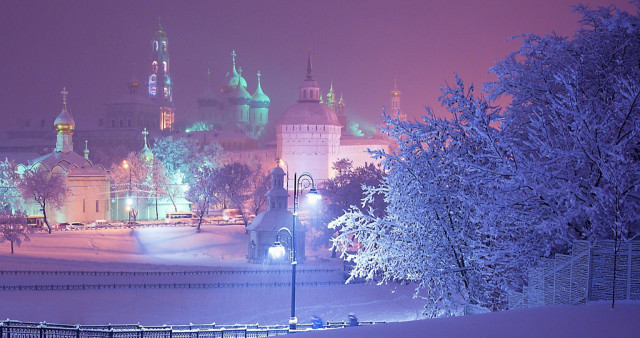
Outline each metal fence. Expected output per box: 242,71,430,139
508,240,640,309
0,280,363,292
0,320,384,337
0,268,340,277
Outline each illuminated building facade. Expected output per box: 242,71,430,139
148,22,174,131
18,88,110,224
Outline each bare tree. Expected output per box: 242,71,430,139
0,211,32,254
186,167,219,232
17,170,68,234
213,163,252,226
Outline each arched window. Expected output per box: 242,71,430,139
150,74,156,82
153,41,158,51
163,61,167,72
152,61,158,73
162,41,167,52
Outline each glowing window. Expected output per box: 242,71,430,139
162,41,167,52
154,41,158,51
152,61,158,73
163,61,167,72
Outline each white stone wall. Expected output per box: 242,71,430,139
278,124,341,181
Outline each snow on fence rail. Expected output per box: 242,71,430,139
509,240,640,309
0,319,385,337
0,268,340,276
0,280,364,292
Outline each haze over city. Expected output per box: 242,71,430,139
1,1,639,336
1,0,635,134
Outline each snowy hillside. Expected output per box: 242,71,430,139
1,225,638,338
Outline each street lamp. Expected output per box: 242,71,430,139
269,227,292,262
123,160,132,224
288,172,320,330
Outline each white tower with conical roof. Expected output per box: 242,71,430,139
277,51,342,181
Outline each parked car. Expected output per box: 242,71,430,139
69,222,85,230
57,222,70,230
89,220,108,228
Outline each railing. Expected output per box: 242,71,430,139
0,268,340,276
0,280,364,292
0,319,385,337
508,240,640,309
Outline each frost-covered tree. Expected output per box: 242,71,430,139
486,4,640,306
331,81,542,315
487,4,640,248
317,162,385,254
0,210,32,254
17,170,68,234
153,135,223,185
331,3,640,314
0,159,20,212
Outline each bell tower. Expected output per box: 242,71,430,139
148,19,174,130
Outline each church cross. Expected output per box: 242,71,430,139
142,127,149,147
61,87,69,104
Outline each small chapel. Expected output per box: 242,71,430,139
246,164,306,263
18,88,110,224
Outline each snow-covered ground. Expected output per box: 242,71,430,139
1,225,639,337
0,225,425,325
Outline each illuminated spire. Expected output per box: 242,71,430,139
84,140,90,160
232,50,238,77
61,87,69,109
306,49,313,80
142,127,149,148
140,127,154,162
326,82,335,105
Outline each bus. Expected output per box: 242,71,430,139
165,211,197,224
26,215,45,229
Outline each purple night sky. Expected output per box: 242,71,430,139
0,0,635,135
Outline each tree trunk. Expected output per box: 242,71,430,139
155,196,159,220
10,240,14,254
41,203,52,234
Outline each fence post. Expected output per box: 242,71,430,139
628,241,632,300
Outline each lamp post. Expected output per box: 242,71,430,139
288,172,320,330
123,160,132,224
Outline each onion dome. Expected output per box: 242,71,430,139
251,71,270,108
228,68,251,106
222,50,247,92
326,82,335,105
54,87,75,133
